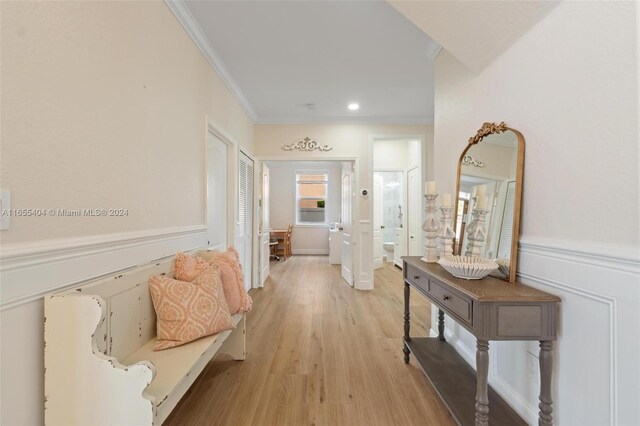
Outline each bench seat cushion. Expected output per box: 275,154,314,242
123,313,244,408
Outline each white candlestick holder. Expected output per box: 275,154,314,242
421,194,441,263
438,206,456,259
464,207,489,257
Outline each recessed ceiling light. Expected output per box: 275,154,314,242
348,103,360,111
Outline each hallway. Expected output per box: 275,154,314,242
165,257,454,425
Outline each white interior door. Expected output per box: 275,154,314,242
393,227,406,268
238,151,254,290
496,180,516,259
341,166,353,285
260,163,270,286
373,174,384,269
407,167,422,256
207,133,228,251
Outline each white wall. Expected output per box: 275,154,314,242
0,2,254,424
373,139,422,171
432,2,639,425
267,161,341,254
373,139,410,170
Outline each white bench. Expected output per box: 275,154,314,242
44,251,246,425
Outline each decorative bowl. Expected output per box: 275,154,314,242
437,255,499,280
496,258,510,277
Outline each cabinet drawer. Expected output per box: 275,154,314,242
404,264,429,294
429,280,473,326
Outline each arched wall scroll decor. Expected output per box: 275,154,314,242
282,137,333,152
462,155,485,167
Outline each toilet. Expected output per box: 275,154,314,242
383,242,395,263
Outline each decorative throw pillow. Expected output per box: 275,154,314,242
174,252,209,282
197,249,220,262
149,266,234,351
200,246,252,315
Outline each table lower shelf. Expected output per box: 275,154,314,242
406,337,527,426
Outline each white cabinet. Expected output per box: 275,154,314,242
394,227,406,269
329,229,342,265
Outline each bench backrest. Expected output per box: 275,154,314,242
57,250,205,360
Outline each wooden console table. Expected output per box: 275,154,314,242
402,257,560,426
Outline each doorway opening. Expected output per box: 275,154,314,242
372,137,424,270
256,159,357,288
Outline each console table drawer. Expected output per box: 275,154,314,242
405,263,430,294
429,280,473,325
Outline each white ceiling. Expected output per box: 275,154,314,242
181,1,439,124
389,0,559,73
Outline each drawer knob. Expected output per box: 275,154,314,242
443,295,450,301
413,275,420,280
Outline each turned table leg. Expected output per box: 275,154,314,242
475,339,490,426
403,282,411,363
538,340,554,425
438,309,446,341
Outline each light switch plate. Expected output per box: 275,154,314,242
0,190,10,230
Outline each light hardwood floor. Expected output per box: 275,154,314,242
165,256,454,426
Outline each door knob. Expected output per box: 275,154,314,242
443,295,450,301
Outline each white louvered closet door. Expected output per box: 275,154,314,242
496,181,516,259
238,151,254,290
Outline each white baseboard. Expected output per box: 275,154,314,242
0,225,207,310
433,237,639,425
291,248,329,255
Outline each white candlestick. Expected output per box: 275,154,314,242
437,206,455,259
425,181,437,195
442,193,452,208
465,207,489,257
476,185,487,198
421,194,440,263
477,195,488,210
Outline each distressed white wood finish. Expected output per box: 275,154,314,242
44,295,155,426
44,250,247,425
125,314,245,425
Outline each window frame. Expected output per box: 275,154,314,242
295,171,329,227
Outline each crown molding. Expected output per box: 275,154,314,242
164,0,258,122
425,40,443,61
255,115,433,126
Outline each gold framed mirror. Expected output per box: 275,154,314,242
453,122,524,283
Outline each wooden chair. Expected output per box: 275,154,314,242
269,237,280,261
285,225,293,259
274,228,287,260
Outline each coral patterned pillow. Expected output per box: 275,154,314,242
149,266,234,351
174,252,209,282
200,247,252,315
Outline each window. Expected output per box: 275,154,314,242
296,172,328,225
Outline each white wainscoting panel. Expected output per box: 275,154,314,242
0,225,207,310
357,220,373,290
429,238,640,425
0,225,209,425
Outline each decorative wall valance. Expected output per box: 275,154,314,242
462,155,485,167
282,137,332,152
